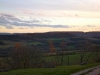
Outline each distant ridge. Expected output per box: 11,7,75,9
0,31,100,37
0,32,75,40
0,33,12,35
23,32,74,38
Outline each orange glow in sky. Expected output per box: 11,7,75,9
0,0,100,33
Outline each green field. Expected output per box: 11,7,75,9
28,42,43,45
46,38,69,41
0,63,100,75
44,52,96,65
0,37,100,75
0,40,27,48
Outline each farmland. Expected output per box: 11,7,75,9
0,32,100,74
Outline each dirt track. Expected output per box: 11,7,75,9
86,67,100,75
71,65,100,75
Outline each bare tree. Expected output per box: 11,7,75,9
29,48,43,68
55,40,69,66
4,44,43,69
11,45,31,69
79,39,92,64
61,40,69,65
92,45,100,62
60,40,69,66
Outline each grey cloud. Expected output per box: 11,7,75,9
0,16,11,25
0,13,69,28
19,28,25,29
6,26,13,29
45,25,69,28
18,8,35,15
0,13,21,22
43,20,51,22
75,14,79,17
0,13,40,25
86,25,95,27
31,24,69,28
31,20,41,23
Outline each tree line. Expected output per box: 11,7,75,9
0,39,100,70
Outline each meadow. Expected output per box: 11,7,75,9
44,52,97,65
0,63,100,75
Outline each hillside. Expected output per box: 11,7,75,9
0,31,100,57
0,32,74,40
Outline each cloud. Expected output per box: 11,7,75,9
0,13,21,26
38,14,45,16
6,26,13,29
61,13,80,18
43,20,51,22
33,24,69,28
75,14,79,17
18,8,35,15
19,28,25,29
0,13,69,28
86,25,95,27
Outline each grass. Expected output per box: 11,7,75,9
44,52,96,65
28,42,43,45
46,38,69,41
0,40,27,48
0,63,100,75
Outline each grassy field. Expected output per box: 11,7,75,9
0,63,100,75
0,40,27,48
28,42,43,45
0,39,100,75
46,38,69,41
44,52,96,65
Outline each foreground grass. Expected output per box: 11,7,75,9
0,63,100,75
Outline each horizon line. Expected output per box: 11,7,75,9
0,31,100,34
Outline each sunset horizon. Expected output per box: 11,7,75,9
0,0,100,33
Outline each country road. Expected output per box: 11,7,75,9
86,67,100,75
71,65,100,75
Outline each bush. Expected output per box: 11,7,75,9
4,46,44,69
0,41,5,45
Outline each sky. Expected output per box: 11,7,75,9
0,0,100,33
